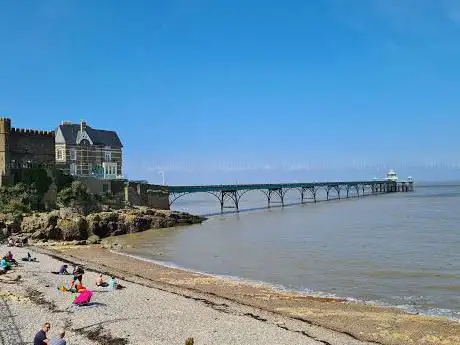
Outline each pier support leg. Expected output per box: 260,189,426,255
217,190,240,213
307,187,317,203
335,186,341,199
266,188,284,208
219,192,224,213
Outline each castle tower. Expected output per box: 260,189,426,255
0,117,11,187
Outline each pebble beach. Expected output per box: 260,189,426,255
1,244,459,345
1,245,375,345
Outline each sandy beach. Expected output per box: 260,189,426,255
1,244,459,345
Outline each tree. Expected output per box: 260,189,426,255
21,168,53,197
0,183,40,215
57,180,97,215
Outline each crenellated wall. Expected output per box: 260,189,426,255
0,117,55,186
9,127,55,168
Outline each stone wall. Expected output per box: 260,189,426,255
9,128,55,168
125,182,169,210
78,177,170,210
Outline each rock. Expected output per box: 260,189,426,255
87,235,100,244
3,207,206,243
59,207,81,219
57,217,88,241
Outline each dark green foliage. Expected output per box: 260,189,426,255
0,183,40,215
57,180,97,215
50,169,74,192
21,168,53,197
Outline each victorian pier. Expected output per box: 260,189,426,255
168,171,414,212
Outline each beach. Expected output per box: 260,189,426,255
1,244,375,345
1,244,458,345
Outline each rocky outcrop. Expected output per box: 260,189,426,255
4,207,206,245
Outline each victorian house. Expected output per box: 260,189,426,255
55,120,123,179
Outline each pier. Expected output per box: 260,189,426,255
168,179,414,212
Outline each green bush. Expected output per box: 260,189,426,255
21,168,52,197
57,180,97,215
0,183,40,216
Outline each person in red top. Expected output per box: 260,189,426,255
5,251,18,266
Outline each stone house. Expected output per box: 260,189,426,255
55,120,123,182
0,117,55,186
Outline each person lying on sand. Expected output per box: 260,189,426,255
95,274,108,287
52,265,70,275
22,252,38,262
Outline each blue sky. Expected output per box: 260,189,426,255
1,0,460,184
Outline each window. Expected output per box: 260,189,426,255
70,148,77,161
70,163,77,175
104,151,111,162
103,162,117,178
102,184,109,193
56,149,64,161
87,162,93,175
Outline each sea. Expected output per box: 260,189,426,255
119,183,460,320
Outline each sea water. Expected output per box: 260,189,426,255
120,184,460,320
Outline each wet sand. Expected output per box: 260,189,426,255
36,244,460,345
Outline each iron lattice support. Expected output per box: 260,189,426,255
169,192,191,206
262,188,285,208
326,185,340,200
299,186,318,203
209,189,255,213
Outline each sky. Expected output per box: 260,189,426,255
1,0,460,184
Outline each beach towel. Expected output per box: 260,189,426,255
73,290,93,305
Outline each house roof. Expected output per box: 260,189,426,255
57,124,123,148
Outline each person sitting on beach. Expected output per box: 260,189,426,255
33,322,50,345
59,265,69,274
49,329,66,345
70,266,84,289
0,258,8,274
108,276,118,290
95,273,108,287
5,251,19,266
1,257,11,272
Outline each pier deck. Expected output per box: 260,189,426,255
168,180,414,212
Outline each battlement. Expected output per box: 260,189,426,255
11,127,54,137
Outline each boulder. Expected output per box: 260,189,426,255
21,212,58,234
57,217,88,241
87,234,100,244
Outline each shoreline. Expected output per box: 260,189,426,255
112,249,460,321
34,244,460,345
3,244,368,345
